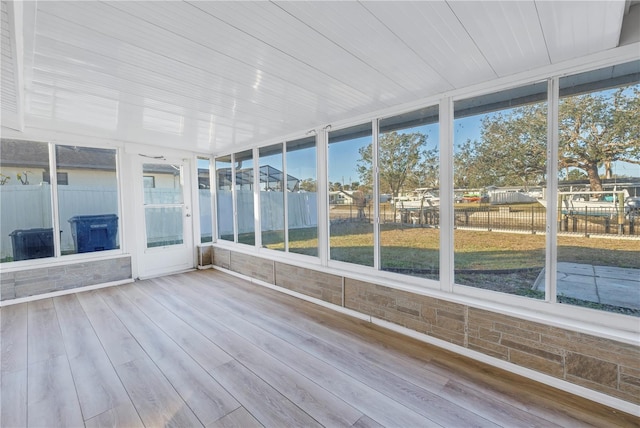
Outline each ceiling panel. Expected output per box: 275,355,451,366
362,1,495,90
448,1,550,76
536,0,626,62
32,15,323,116
275,1,450,99
1,1,630,153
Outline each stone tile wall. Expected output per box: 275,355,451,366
211,249,640,406
229,251,275,284
197,245,213,267
345,278,467,347
468,308,640,404
1,256,132,301
275,262,343,306
212,247,230,270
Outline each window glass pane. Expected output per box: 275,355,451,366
215,155,233,242
260,144,285,251
198,157,212,243
145,207,183,247
142,163,182,205
235,149,255,246
454,82,547,297
328,123,373,266
379,106,440,279
557,60,640,315
287,136,318,257
142,163,184,249
56,145,119,255
0,139,54,262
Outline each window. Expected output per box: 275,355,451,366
328,123,373,266
215,155,233,242
0,139,54,262
0,140,121,262
556,60,640,314
56,145,119,255
210,59,638,320
198,157,212,243
143,176,155,188
453,82,548,297
259,144,285,251
379,106,440,279
235,150,255,246
43,171,69,185
287,136,318,257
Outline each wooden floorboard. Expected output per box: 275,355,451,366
1,269,637,427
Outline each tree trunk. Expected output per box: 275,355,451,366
585,162,603,192
604,160,612,179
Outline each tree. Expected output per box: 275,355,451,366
298,178,317,192
456,86,640,191
357,131,438,198
559,87,640,191
565,169,588,181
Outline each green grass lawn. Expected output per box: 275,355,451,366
278,225,639,269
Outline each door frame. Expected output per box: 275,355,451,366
134,155,195,279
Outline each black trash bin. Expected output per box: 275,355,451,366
68,214,118,253
9,228,54,261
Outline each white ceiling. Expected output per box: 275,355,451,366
0,1,635,154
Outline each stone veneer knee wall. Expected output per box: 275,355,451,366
207,247,640,406
0,256,132,301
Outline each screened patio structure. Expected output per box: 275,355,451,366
1,1,639,426
216,165,300,192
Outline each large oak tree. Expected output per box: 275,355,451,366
455,86,639,191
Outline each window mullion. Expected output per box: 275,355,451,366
439,97,454,293
231,153,238,243
546,77,560,304
49,142,61,258
282,143,289,252
372,119,380,271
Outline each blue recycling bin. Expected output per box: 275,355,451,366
68,214,118,253
9,228,54,261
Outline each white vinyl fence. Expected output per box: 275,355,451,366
1,184,118,259
217,190,318,237
2,186,319,259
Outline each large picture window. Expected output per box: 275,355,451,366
1,140,121,262
555,60,639,315
0,140,54,262
235,150,255,246
56,145,119,255
259,144,285,251
453,82,548,297
215,155,233,242
328,123,374,266
379,106,440,279
287,136,318,257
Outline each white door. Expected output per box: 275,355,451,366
137,157,194,278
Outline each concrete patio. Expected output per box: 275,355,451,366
533,262,640,310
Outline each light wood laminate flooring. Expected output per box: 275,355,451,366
1,269,636,427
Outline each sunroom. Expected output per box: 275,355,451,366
1,1,639,426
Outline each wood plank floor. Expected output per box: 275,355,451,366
1,269,637,427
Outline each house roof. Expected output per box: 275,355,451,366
1,139,116,171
